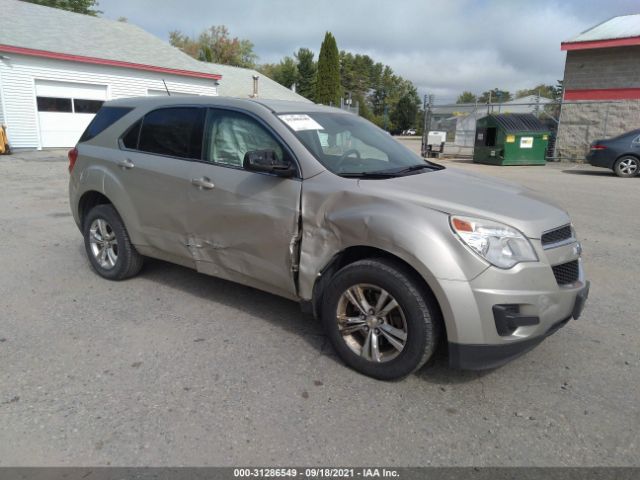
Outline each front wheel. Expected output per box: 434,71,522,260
321,258,441,380
614,156,639,178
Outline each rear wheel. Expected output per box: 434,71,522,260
83,204,143,280
321,258,441,380
614,156,639,178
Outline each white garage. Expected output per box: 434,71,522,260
35,80,107,148
0,0,221,149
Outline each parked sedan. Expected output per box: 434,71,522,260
586,129,640,177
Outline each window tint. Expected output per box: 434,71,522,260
79,106,132,143
205,109,284,167
122,119,141,149
74,99,104,114
37,97,72,112
138,108,205,159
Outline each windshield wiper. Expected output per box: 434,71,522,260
390,164,436,174
339,163,439,179
339,171,398,179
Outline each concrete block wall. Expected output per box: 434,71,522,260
555,100,640,160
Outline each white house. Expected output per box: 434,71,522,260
0,0,308,150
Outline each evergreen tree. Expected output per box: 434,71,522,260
295,48,317,101
391,91,420,132
315,32,341,106
258,57,298,89
22,0,100,15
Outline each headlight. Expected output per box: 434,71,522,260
450,216,538,269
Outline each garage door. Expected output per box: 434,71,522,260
35,80,107,148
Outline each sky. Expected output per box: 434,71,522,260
100,0,639,104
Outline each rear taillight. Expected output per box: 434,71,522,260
590,144,607,150
68,147,78,172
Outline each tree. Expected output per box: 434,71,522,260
170,25,258,68
478,88,512,103
315,32,341,106
515,84,555,99
258,57,298,89
391,92,420,132
295,48,317,101
552,80,564,102
456,91,477,104
21,0,100,15
340,51,375,100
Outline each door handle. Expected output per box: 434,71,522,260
118,158,135,170
191,177,215,190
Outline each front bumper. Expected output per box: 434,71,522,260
449,280,589,370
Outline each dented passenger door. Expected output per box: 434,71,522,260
186,108,302,299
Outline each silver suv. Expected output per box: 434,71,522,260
68,96,589,380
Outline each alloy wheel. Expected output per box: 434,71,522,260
336,284,408,363
618,158,639,176
89,218,119,269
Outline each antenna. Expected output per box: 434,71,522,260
162,79,171,96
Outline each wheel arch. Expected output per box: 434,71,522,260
78,190,112,230
311,245,449,342
615,152,640,162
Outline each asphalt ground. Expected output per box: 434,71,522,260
0,147,638,466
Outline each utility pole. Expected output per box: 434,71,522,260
421,94,434,158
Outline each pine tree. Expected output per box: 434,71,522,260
315,32,341,106
295,48,317,101
22,0,101,15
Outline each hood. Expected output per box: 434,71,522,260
357,167,570,239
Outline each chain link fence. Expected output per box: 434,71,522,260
420,98,640,161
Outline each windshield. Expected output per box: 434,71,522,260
277,112,441,178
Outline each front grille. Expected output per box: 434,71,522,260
542,225,573,247
552,260,579,286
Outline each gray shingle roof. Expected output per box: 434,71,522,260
564,14,640,43
0,0,217,77
207,63,311,102
0,0,311,101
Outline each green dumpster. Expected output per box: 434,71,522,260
473,113,550,165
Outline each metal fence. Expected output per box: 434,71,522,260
420,98,640,161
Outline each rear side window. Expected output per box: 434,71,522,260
138,107,205,159
79,106,132,143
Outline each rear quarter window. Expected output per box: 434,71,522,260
79,106,132,143
137,107,205,160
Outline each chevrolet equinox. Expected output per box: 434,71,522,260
68,97,590,380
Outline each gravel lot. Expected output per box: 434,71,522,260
0,147,638,466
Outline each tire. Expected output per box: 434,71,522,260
613,156,639,178
321,258,441,380
83,204,143,280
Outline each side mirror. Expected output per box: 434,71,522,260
243,149,296,177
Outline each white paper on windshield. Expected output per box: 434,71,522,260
278,114,324,131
